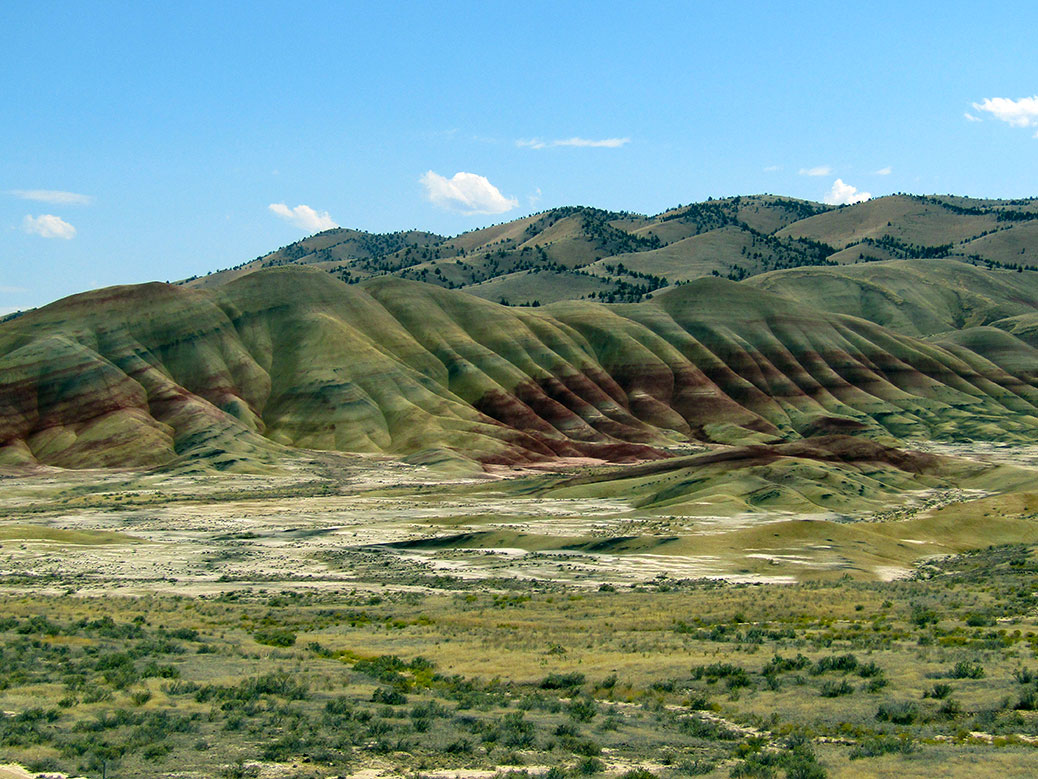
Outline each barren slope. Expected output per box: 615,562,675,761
3,268,1037,473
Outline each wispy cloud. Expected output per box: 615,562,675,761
420,171,518,215
763,165,781,172
972,96,1038,130
824,179,871,206
964,112,982,122
874,166,892,176
0,285,28,294
517,136,630,150
268,203,338,232
9,189,93,205
528,187,543,207
798,165,832,176
22,214,76,239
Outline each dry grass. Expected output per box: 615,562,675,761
3,543,1038,777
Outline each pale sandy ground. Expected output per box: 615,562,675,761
0,445,1035,595
912,440,1038,468
0,766,86,779
0,488,799,593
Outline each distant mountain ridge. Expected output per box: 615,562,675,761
184,193,1038,306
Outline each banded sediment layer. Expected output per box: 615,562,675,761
2,262,1036,472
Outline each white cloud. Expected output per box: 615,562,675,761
972,96,1038,128
517,136,630,150
874,166,892,175
528,187,543,207
763,165,781,172
823,179,871,206
22,214,76,239
9,189,93,205
268,203,338,232
798,166,832,176
0,285,27,294
420,171,518,215
964,112,982,122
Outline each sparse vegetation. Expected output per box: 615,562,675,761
0,542,1037,776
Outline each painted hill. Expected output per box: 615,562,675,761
3,265,1037,473
746,259,1038,337
542,435,1034,517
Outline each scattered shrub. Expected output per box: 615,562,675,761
819,680,854,697
1015,689,1038,711
926,683,952,700
850,734,914,759
575,756,605,775
949,661,985,680
568,696,598,722
813,654,858,675
371,687,407,705
876,701,918,725
252,628,296,647
540,672,586,690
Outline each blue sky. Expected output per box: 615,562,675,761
2,1,1037,312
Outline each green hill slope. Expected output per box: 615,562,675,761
4,268,1037,473
746,259,1038,337
544,435,1031,517
177,193,1038,307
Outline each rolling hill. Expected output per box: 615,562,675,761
3,264,1037,476
746,259,1038,337
182,193,1038,306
